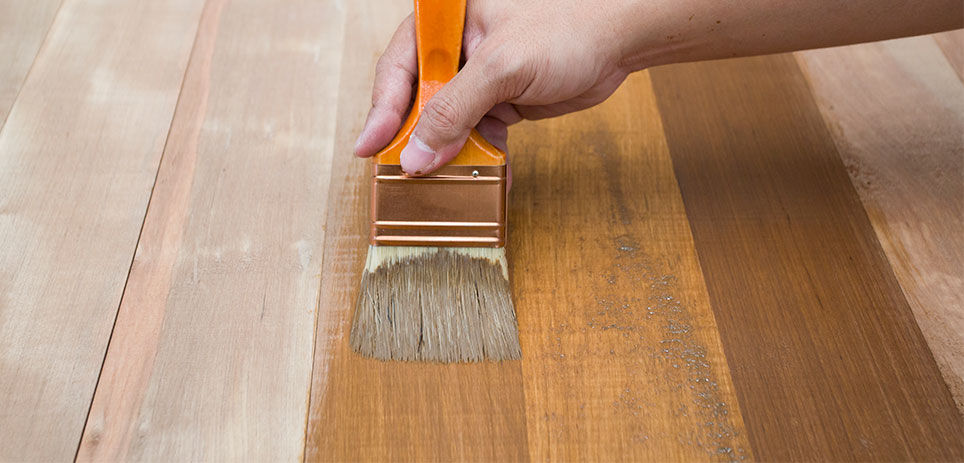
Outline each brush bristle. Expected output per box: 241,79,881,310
350,245,520,362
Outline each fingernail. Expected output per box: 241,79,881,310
400,134,436,175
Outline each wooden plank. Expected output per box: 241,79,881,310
75,0,345,460
0,0,205,460
306,3,530,461
651,54,964,461
0,0,62,127
306,2,751,460
797,36,964,412
510,73,752,461
933,30,964,81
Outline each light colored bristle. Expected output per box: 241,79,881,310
350,245,520,362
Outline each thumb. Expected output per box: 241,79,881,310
400,59,504,175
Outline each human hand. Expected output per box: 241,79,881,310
353,0,631,175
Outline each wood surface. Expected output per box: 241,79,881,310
0,1,205,460
797,36,964,412
76,0,344,460
1,0,962,459
650,54,964,461
0,0,61,127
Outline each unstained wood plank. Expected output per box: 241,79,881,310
76,0,345,460
651,54,964,461
797,35,964,412
0,1,206,460
510,73,752,461
0,0,62,127
306,3,529,462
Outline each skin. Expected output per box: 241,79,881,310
354,0,962,176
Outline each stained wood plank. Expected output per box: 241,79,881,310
651,54,964,461
76,0,344,460
797,36,964,412
933,30,964,81
0,0,206,460
306,3,529,461
0,0,61,127
306,3,751,460
510,73,752,461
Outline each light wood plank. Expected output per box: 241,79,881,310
76,0,345,460
0,0,206,460
306,3,530,461
652,54,964,461
797,35,964,412
0,0,62,127
510,73,752,461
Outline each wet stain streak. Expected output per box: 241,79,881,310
587,235,747,461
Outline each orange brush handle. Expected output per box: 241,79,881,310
374,0,505,167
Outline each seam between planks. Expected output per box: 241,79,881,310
71,2,213,459
300,7,351,461
0,0,65,134
301,24,349,462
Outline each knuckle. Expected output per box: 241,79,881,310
422,94,462,134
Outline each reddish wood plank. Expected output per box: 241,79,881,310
651,54,964,461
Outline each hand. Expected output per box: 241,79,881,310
353,0,961,177
353,0,630,175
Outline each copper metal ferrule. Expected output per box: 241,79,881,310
369,163,507,247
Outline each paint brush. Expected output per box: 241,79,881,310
349,0,520,362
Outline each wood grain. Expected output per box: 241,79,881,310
0,0,61,127
306,3,530,461
651,54,964,461
797,35,964,412
0,1,205,460
76,0,344,460
510,73,752,461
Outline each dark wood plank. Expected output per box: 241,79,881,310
650,54,964,461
